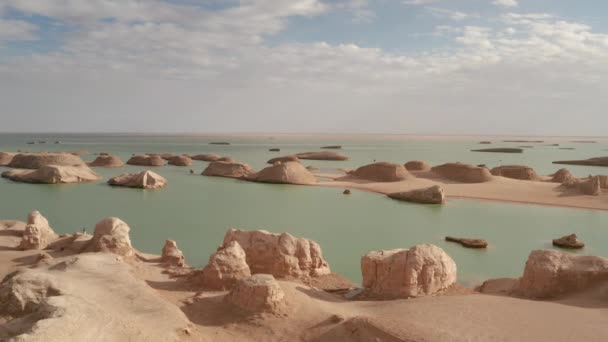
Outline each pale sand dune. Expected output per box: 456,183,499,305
2,220,608,341
315,171,608,210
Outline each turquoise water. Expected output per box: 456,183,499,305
1,133,607,285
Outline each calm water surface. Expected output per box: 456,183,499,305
1,133,607,285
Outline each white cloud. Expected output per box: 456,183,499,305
0,19,37,43
0,1,607,134
426,7,478,21
493,0,519,8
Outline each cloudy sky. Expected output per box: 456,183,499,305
0,0,607,135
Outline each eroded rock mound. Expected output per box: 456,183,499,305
8,153,87,169
87,154,124,168
0,254,190,341
191,154,221,162
84,217,133,256
19,211,58,250
552,233,585,249
267,155,300,164
516,250,608,299
202,161,256,180
0,152,15,166
388,185,444,204
223,229,330,278
168,155,192,166
445,236,488,249
225,274,286,314
201,240,251,290
553,157,608,167
161,240,185,267
2,165,100,184
471,148,523,153
126,155,166,166
255,161,316,185
361,244,457,298
550,168,576,183
295,151,348,161
431,162,493,183
490,165,540,181
404,160,431,171
108,170,167,189
347,162,412,182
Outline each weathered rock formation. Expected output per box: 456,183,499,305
8,153,87,169
404,160,431,171
201,241,251,290
471,148,523,153
516,250,608,298
552,233,585,249
217,157,237,163
126,155,166,166
490,165,540,181
431,162,493,183
347,162,412,182
19,211,58,250
201,161,256,180
222,229,330,278
191,154,221,162
2,165,100,184
550,168,576,183
161,240,185,267
225,274,286,314
87,154,124,168
321,145,342,149
0,254,191,341
255,162,316,185
269,148,280,152
553,157,608,167
388,185,445,204
108,170,167,189
361,244,457,298
84,217,133,256
168,155,192,166
578,176,602,195
267,155,300,164
0,152,15,166
295,151,348,161
445,236,488,249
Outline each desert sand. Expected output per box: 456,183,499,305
1,214,608,342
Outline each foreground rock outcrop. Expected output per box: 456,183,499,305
201,241,251,290
223,229,330,279
388,185,445,204
108,170,167,189
404,160,431,171
84,217,133,256
516,250,608,299
347,162,412,182
552,233,585,249
19,211,58,250
202,161,256,180
563,176,602,195
255,162,316,185
0,254,191,341
431,162,493,183
161,240,185,267
553,157,608,167
87,154,124,168
126,155,166,166
361,244,457,298
2,165,100,184
225,274,287,315
295,151,348,161
490,165,540,181
8,153,87,169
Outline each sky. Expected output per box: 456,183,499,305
0,0,607,135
